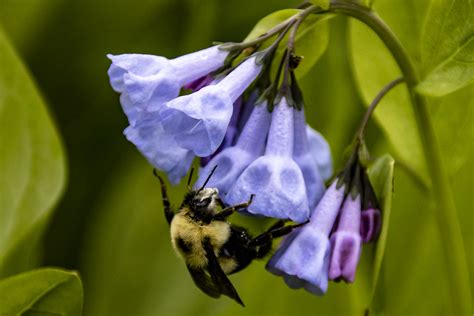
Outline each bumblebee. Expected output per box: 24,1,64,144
154,166,306,306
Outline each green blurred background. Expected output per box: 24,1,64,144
0,0,472,315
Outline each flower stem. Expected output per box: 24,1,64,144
327,1,472,314
220,5,322,51
356,77,404,141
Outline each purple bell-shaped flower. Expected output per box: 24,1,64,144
194,101,271,195
159,56,263,157
266,181,346,295
108,45,229,125
226,97,309,223
328,194,362,283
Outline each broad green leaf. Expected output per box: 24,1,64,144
418,0,474,96
244,9,330,78
0,28,66,278
417,36,474,96
0,268,83,315
349,0,431,184
421,0,474,73
348,155,395,313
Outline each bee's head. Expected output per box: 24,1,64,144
190,188,219,213
183,165,220,221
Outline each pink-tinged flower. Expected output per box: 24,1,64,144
329,194,362,283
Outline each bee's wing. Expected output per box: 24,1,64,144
186,265,221,298
203,239,244,306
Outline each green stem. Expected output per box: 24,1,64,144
327,1,472,315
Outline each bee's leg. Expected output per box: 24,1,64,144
153,169,174,225
212,194,255,221
249,220,309,248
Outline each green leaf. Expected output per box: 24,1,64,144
418,0,474,97
244,9,330,79
348,155,395,313
420,0,474,73
0,268,83,316
0,28,66,278
417,36,474,97
349,0,431,184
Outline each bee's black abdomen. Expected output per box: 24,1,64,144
176,237,192,253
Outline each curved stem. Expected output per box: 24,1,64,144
356,77,404,140
327,1,472,314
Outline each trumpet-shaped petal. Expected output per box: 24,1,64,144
266,181,346,295
160,57,262,156
306,125,333,181
226,98,309,223
195,102,271,195
266,227,331,295
360,208,381,243
124,112,194,184
108,46,229,125
329,195,362,283
294,108,325,210
107,54,168,93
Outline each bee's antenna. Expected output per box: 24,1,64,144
198,165,218,191
187,167,195,190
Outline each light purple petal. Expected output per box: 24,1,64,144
266,226,331,296
123,71,181,113
107,53,169,93
294,108,325,209
225,99,309,222
169,45,229,85
218,56,262,101
306,125,333,181
195,102,271,195
124,112,194,184
160,85,234,156
310,181,346,235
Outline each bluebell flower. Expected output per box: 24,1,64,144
108,45,229,125
226,97,309,223
123,112,194,184
266,181,346,294
328,194,362,283
294,108,325,210
306,125,333,181
194,101,271,195
108,46,228,183
159,56,263,157
200,97,244,167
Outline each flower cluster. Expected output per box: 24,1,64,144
108,42,332,223
266,151,382,294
